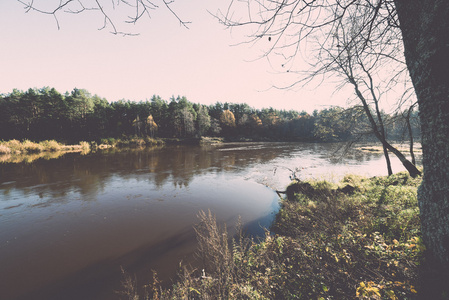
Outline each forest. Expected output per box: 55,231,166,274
0,87,420,144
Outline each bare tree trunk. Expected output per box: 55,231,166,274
382,145,393,176
351,78,420,177
395,0,449,297
370,72,393,176
405,105,417,165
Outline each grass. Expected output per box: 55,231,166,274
39,140,62,152
118,171,423,299
0,140,90,163
0,139,64,154
0,137,165,163
0,144,11,155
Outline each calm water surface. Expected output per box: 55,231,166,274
0,142,420,300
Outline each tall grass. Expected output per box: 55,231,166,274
39,140,62,152
1,139,23,153
79,141,91,154
22,139,44,153
0,139,63,154
0,144,11,155
0,140,89,163
119,172,423,299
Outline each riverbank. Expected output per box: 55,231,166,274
0,136,220,157
123,171,423,299
357,143,422,154
0,138,165,163
0,140,92,163
0,137,237,163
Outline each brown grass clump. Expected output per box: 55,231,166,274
79,141,91,154
39,140,62,152
22,140,44,153
3,139,23,153
0,144,11,155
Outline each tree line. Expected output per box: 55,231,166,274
0,87,419,144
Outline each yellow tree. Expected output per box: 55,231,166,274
220,109,236,137
146,114,158,138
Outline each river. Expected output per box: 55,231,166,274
0,142,420,300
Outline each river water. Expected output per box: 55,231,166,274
0,142,420,300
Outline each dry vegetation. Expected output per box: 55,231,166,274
0,137,166,163
117,172,423,299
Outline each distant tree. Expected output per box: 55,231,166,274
313,108,352,142
38,87,67,139
220,109,236,136
208,102,224,120
196,105,211,137
87,94,111,140
19,88,42,137
111,100,133,137
166,96,196,137
150,95,169,136
229,103,253,125
146,114,158,138
220,110,236,128
181,107,195,137
260,108,281,136
209,118,222,136
241,113,262,137
133,115,143,136
0,89,23,140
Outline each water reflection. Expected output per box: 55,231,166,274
0,142,421,300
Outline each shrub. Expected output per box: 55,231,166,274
79,141,91,153
0,144,11,155
129,138,146,147
39,140,62,152
22,140,43,153
101,138,117,146
4,139,23,153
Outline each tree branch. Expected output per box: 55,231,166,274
17,0,190,34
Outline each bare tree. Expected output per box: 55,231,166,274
219,0,449,296
218,1,418,176
401,101,418,165
323,5,420,176
18,0,190,35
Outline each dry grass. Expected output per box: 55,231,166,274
22,140,44,153
2,139,23,153
39,140,62,152
117,173,423,299
0,144,11,155
0,140,91,163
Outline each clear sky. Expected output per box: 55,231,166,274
1,0,354,113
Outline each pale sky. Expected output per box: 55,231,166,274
1,0,354,112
